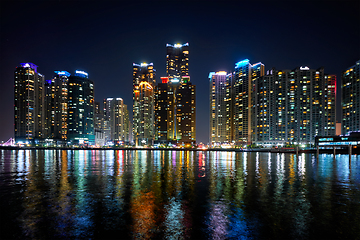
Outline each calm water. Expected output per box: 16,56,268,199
0,150,360,239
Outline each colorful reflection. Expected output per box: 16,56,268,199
0,150,359,239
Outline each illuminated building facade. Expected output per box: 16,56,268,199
155,78,170,143
94,101,104,132
155,76,196,145
133,63,155,146
123,104,130,144
253,67,336,146
342,60,360,134
324,74,337,136
104,97,127,144
209,71,231,146
94,101,106,146
14,63,45,142
154,43,196,145
44,71,69,141
67,70,95,144
231,59,265,145
176,76,196,144
166,43,189,81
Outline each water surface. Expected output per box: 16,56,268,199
1,150,359,239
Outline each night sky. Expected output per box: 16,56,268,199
1,0,359,144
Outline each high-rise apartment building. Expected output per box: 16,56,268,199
14,63,45,143
324,74,337,136
155,76,196,145
176,76,196,144
209,71,231,146
342,60,360,134
253,67,336,146
133,63,156,146
154,43,196,145
166,43,189,81
104,98,127,144
230,59,265,145
211,59,334,147
67,70,95,144
155,77,170,143
94,101,106,146
44,71,69,141
123,104,130,144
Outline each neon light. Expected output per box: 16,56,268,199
252,62,263,67
75,70,89,78
171,78,179,83
20,63,38,72
319,138,333,141
235,59,250,68
209,71,227,79
139,81,153,89
161,77,169,83
182,76,190,83
54,71,71,77
216,71,227,75
300,66,310,70
166,43,189,48
133,63,153,67
319,141,359,146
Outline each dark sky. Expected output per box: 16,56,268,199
1,0,359,144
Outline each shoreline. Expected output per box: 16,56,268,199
0,146,357,154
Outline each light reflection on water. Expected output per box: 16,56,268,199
0,150,360,239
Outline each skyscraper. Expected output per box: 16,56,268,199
44,71,69,142
231,59,265,145
155,77,170,143
176,76,196,144
209,71,231,146
133,63,156,146
14,63,45,143
324,74,337,136
104,97,127,145
166,43,189,81
253,66,336,146
67,70,95,145
94,101,106,146
342,60,360,134
154,43,196,145
123,104,130,144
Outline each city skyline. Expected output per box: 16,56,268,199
1,1,359,143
